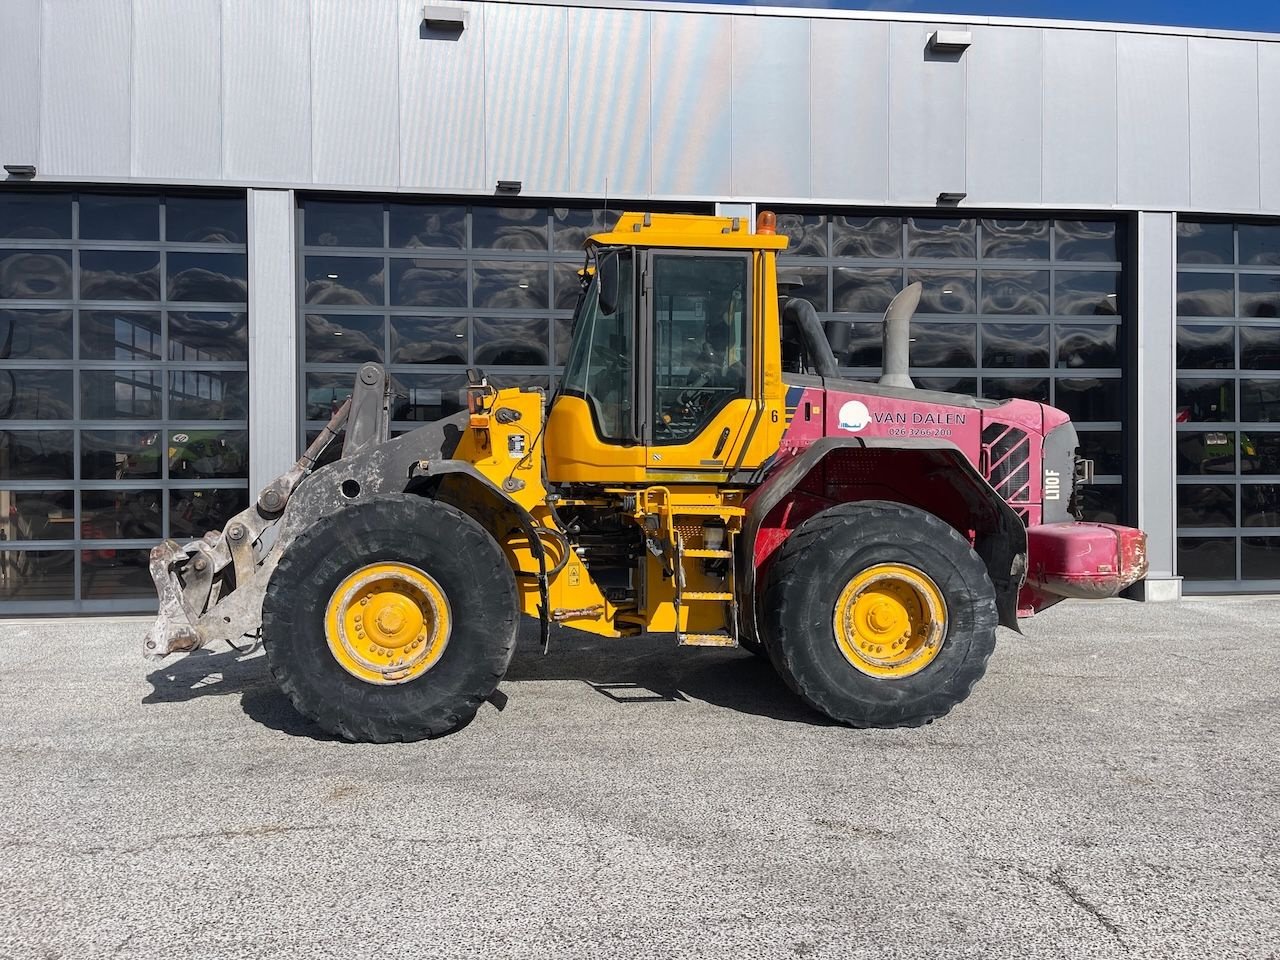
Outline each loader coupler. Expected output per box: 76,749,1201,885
143,540,204,660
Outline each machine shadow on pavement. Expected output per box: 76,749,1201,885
141,618,835,741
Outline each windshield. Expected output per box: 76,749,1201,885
559,251,635,441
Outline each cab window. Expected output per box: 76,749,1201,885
559,253,635,441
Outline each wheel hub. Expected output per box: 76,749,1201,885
833,563,947,679
324,562,451,685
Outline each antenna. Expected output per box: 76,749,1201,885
602,176,610,229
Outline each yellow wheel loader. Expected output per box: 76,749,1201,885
144,211,1148,742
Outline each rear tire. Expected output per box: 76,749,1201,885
260,494,518,742
760,501,997,728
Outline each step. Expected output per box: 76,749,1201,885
668,505,746,517
679,633,739,648
683,548,732,558
683,591,734,601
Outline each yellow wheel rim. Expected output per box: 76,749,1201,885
323,562,451,685
832,563,947,679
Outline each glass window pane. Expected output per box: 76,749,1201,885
831,267,900,314
390,373,468,421
1176,273,1233,317
0,193,72,239
167,252,247,303
167,429,249,479
303,199,383,247
981,323,1050,368
915,376,977,396
1240,274,1280,319
554,262,587,310
1,430,73,480
80,429,161,480
1177,221,1234,264
170,487,250,540
0,309,72,359
1242,486,1280,527
1177,378,1234,422
1177,430,1238,475
1242,537,1280,579
305,313,384,363
1176,324,1234,370
775,214,828,257
0,551,74,600
981,219,1050,260
305,373,353,421
0,490,74,541
389,258,465,307
1055,270,1120,316
81,370,163,420
832,216,901,259
169,371,249,420
552,208,621,252
388,203,466,249
80,311,161,360
1241,433,1280,474
907,269,976,314
909,322,975,368
982,377,1049,403
1054,221,1118,262
0,369,74,419
1178,537,1235,580
1078,431,1124,475
843,324,883,371
305,256,385,307
472,207,548,250
1240,380,1280,423
1055,377,1124,421
1058,323,1120,369
168,311,249,362
472,261,548,309
79,194,159,241
906,218,976,259
81,548,155,599
1177,484,1235,527
778,265,829,311
474,317,549,366
555,317,574,365
81,250,161,301
0,250,73,299
81,489,164,540
981,270,1049,315
1238,224,1280,267
165,195,245,244
1080,483,1125,523
389,316,467,365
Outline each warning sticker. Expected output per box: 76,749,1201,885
507,434,526,459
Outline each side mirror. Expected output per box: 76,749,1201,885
598,252,619,316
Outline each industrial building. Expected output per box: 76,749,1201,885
1,0,1278,612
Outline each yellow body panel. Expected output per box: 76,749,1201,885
591,212,789,251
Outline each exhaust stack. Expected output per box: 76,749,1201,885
880,281,923,389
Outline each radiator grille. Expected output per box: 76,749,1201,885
982,422,1031,504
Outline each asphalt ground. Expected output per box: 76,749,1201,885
1,597,1278,960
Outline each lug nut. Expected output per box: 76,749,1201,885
193,558,208,572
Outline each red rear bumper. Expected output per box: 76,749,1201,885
1019,522,1149,613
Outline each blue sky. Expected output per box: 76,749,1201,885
695,0,1280,33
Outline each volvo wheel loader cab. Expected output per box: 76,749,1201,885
143,211,1149,743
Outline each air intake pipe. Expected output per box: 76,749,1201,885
782,297,839,379
880,281,923,389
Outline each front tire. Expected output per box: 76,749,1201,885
760,501,998,728
260,494,518,742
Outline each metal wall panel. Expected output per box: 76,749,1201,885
1263,44,1280,212
809,20,890,203
310,0,399,186
0,0,41,168
1041,30,1117,207
222,0,312,183
731,17,810,199
650,12,733,197
1189,38,1261,212
40,0,132,177
484,4,569,195
398,0,486,192
132,0,221,181
966,27,1042,205
887,21,966,204
1117,33,1190,209
567,8,651,199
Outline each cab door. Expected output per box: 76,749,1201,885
642,251,765,478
